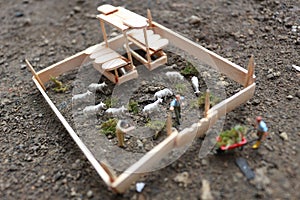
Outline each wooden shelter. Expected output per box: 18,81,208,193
26,4,256,194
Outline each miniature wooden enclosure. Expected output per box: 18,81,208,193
27,4,256,193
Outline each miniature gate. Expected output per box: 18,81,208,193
26,4,255,193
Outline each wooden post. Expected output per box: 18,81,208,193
25,59,46,91
166,112,172,136
143,28,152,64
147,9,153,27
244,55,255,87
204,89,210,118
100,161,117,182
122,31,134,67
100,19,108,47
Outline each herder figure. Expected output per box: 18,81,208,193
169,94,184,125
252,116,268,149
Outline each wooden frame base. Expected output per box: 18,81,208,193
27,5,256,194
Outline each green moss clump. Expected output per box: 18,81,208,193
50,76,68,93
180,61,198,76
217,125,247,148
128,100,139,114
100,118,117,136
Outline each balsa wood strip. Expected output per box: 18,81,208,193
208,83,256,117
112,131,178,193
37,52,87,84
25,59,46,91
152,23,252,85
31,77,112,186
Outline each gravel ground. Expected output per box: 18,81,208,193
1,0,299,199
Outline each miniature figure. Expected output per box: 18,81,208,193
116,120,134,148
191,76,200,95
252,116,268,149
169,94,184,125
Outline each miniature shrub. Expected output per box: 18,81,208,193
217,125,247,148
197,92,220,107
128,100,139,114
180,61,198,76
100,118,117,136
104,97,118,108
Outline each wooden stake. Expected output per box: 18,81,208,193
100,161,117,182
25,59,46,91
123,31,134,67
166,112,172,136
143,28,152,64
204,89,210,118
147,9,153,27
100,19,109,47
244,55,255,87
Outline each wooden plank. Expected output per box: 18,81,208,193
98,14,128,31
123,18,148,29
112,131,178,193
115,7,147,22
208,83,256,117
152,23,253,85
31,77,112,186
84,44,105,55
150,38,169,51
94,52,120,64
117,70,138,85
97,4,118,15
90,48,115,59
102,58,128,71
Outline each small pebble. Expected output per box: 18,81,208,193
279,132,288,141
87,190,93,198
15,12,24,17
286,95,293,100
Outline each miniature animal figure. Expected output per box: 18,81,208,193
154,88,173,99
105,105,127,115
165,71,184,80
191,76,200,94
88,82,107,92
83,102,107,115
72,90,93,101
143,98,163,113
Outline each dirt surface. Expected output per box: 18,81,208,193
1,0,300,199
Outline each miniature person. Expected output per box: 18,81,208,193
116,120,134,148
169,94,184,125
252,116,268,149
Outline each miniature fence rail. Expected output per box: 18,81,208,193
27,8,256,194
